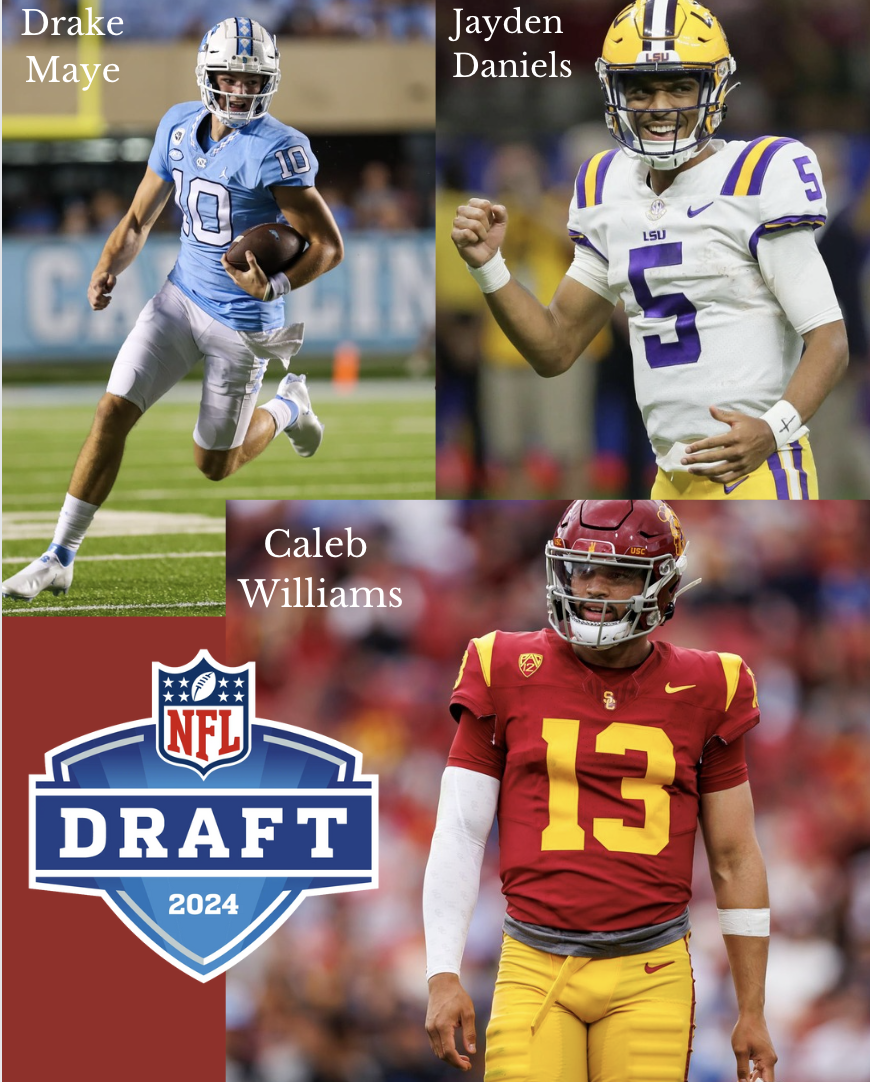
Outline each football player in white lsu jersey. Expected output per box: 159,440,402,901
451,0,848,500
3,17,343,602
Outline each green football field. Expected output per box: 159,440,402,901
2,380,434,617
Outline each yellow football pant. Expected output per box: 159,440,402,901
652,433,818,499
484,934,695,1082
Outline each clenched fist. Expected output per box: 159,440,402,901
451,198,508,268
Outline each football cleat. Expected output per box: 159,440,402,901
2,551,74,601
275,373,324,457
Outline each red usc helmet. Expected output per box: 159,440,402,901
546,500,698,649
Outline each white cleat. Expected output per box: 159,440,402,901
275,373,324,458
2,551,74,600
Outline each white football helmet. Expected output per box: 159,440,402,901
196,17,281,129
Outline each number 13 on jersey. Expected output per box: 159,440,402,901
542,719,676,855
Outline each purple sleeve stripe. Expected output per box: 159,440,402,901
720,136,794,197
575,158,592,209
748,214,826,258
721,137,767,196
568,230,608,262
594,150,619,206
745,137,795,196
575,150,618,209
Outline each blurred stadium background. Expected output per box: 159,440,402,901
225,499,870,1082
2,0,434,612
435,0,870,499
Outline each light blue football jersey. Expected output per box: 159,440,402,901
148,102,318,332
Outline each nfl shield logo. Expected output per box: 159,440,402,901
156,650,252,777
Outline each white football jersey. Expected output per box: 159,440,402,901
566,137,830,462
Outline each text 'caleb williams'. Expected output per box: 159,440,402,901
236,527,403,609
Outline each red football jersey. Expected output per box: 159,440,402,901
448,628,760,932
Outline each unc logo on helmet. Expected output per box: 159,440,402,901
30,651,378,981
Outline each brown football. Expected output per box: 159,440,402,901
225,222,307,275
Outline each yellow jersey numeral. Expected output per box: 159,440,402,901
542,720,675,855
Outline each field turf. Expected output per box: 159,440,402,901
2,380,434,617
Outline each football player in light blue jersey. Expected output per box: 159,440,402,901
3,17,344,602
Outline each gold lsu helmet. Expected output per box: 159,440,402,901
596,0,737,170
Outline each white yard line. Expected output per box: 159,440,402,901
2,510,225,538
3,381,433,407
7,480,433,505
1,552,224,564
3,600,225,614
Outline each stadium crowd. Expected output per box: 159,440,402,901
224,499,870,1082
3,154,433,237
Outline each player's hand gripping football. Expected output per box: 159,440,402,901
221,249,270,300
731,1012,777,1082
452,197,508,269
681,405,778,486
88,270,117,311
425,972,477,1071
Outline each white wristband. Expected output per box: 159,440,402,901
467,250,511,294
718,908,770,936
263,272,291,302
761,399,802,449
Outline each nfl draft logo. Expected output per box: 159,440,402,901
29,651,378,982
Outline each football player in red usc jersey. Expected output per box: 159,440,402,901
424,500,777,1082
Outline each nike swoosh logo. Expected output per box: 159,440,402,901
687,202,714,217
644,961,675,974
665,683,696,694
724,478,748,494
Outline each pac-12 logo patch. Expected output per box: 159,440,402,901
518,653,543,678
30,650,378,982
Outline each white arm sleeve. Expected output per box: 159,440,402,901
564,243,620,306
757,226,843,336
423,765,500,980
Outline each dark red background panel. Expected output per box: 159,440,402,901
3,618,226,1081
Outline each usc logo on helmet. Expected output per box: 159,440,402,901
656,502,686,558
